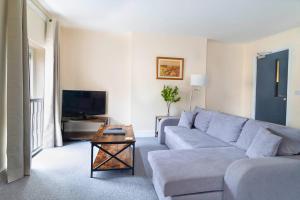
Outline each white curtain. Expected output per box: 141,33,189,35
5,0,31,183
43,20,63,148
0,0,7,174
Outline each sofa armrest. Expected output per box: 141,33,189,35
224,157,300,200
158,117,180,144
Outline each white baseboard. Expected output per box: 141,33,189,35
64,121,156,138
134,130,155,137
0,169,6,182
0,169,5,175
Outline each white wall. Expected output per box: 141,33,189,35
60,28,207,135
206,40,246,116
131,33,207,132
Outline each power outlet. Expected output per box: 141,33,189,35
295,90,300,96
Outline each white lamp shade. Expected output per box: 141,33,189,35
190,74,206,86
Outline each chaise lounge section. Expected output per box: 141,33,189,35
148,108,300,200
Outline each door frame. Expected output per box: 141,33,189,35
251,48,292,125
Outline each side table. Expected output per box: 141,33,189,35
155,115,177,137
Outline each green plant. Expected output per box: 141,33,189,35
161,85,181,116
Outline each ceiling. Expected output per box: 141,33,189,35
38,0,300,42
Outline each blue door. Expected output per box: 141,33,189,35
255,50,288,125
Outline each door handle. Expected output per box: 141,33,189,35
283,98,287,101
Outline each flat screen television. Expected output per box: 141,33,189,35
62,90,106,119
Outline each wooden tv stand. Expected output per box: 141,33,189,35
62,116,110,141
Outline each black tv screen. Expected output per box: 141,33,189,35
62,90,106,117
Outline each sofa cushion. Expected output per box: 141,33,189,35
206,112,248,143
246,128,282,158
236,119,300,155
236,119,269,150
193,106,204,114
164,126,230,150
153,175,223,200
268,124,300,156
148,147,246,197
178,111,196,129
194,109,214,132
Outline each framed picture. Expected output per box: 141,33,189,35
156,57,184,80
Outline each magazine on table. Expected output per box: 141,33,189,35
103,127,126,135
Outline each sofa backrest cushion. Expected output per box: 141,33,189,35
178,111,195,129
237,119,300,156
206,112,248,143
246,128,282,158
268,124,300,156
236,119,269,150
194,109,214,132
193,106,204,114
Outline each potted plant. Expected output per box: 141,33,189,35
161,85,181,116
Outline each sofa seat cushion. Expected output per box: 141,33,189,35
207,112,248,143
148,147,246,197
164,126,230,150
153,175,223,200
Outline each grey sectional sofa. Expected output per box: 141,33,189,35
148,108,300,200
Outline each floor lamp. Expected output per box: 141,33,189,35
189,74,206,111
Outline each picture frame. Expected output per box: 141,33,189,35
156,57,184,80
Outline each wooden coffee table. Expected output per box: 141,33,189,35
90,125,136,178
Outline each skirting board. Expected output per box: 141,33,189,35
0,169,5,175
64,121,155,137
0,169,7,183
134,130,155,137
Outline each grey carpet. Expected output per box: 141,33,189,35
0,137,167,200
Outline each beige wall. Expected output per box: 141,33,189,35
60,28,207,135
243,27,300,128
206,27,300,129
206,40,246,116
60,28,132,126
60,26,300,133
131,33,207,131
